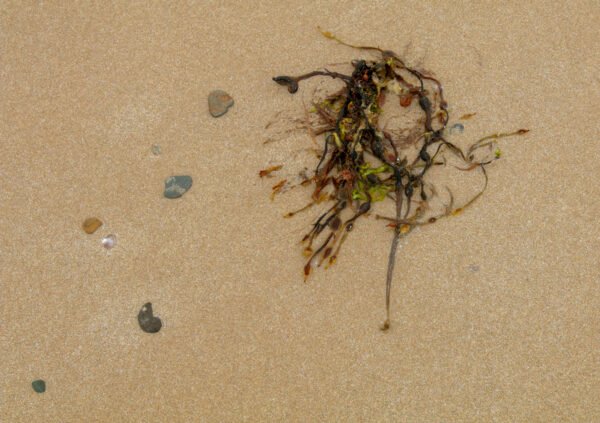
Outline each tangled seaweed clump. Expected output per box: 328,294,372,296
264,30,528,330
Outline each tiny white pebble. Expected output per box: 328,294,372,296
101,234,117,249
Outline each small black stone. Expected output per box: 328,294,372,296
32,379,46,393
138,302,162,333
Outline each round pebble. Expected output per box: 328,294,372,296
82,217,103,234
138,302,162,333
32,379,46,393
164,175,193,199
101,234,117,249
208,90,234,117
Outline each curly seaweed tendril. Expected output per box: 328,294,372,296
268,30,528,330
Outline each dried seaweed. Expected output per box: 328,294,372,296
266,30,529,330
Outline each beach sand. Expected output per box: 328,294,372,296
1,1,598,421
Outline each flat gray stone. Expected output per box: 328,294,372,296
164,175,193,199
208,90,234,117
450,123,464,134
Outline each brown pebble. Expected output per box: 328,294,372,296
82,217,103,234
208,90,234,117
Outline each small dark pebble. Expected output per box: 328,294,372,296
32,379,46,393
164,175,193,199
138,302,162,333
208,90,234,117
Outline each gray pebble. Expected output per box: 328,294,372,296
468,264,480,272
138,302,162,333
164,175,193,199
208,90,234,117
449,123,464,135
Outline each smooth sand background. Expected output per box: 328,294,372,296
1,1,599,421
